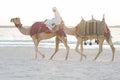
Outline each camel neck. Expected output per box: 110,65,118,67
17,25,31,35
63,25,75,35
15,23,22,28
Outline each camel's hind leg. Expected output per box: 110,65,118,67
49,36,70,60
49,37,60,60
32,38,45,59
75,37,86,60
106,38,115,61
61,37,70,60
94,38,104,61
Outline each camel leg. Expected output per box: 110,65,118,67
80,40,83,60
49,37,60,60
75,39,86,60
106,38,115,61
94,38,104,61
33,38,45,59
61,37,70,60
75,41,80,54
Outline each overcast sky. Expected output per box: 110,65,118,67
0,0,120,26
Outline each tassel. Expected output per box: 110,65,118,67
84,42,87,45
89,42,92,45
95,40,99,44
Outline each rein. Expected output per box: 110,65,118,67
15,23,22,28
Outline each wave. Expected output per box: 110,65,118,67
0,27,120,48
0,40,119,48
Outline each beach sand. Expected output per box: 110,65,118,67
0,46,120,80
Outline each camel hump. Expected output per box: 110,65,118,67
30,22,49,36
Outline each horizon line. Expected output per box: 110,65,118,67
0,25,120,28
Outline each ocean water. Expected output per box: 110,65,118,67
0,27,120,48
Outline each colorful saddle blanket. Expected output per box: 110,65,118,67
30,22,65,37
76,19,109,37
30,22,49,36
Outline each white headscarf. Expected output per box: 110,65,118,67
53,7,61,25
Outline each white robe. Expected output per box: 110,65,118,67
54,9,61,25
45,9,61,30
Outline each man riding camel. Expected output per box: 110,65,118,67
44,7,66,38
44,7,62,31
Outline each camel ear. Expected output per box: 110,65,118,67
92,15,94,20
102,14,105,21
81,17,84,21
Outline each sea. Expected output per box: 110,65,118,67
0,27,120,48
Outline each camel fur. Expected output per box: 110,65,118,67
10,17,70,60
63,16,115,61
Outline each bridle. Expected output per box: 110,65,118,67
15,23,22,28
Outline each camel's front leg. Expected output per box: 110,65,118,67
75,40,79,53
75,39,86,60
80,40,87,60
106,38,115,61
33,38,45,59
94,39,104,61
49,37,60,60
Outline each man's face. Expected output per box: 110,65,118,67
53,8,56,12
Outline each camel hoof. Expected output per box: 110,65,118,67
49,57,53,60
42,55,45,59
80,55,86,61
93,58,97,61
80,58,83,61
33,57,37,60
65,58,68,61
80,54,87,61
84,55,87,59
111,59,114,62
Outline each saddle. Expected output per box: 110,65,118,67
30,22,49,36
30,22,65,37
75,19,109,37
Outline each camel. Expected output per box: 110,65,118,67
63,16,115,61
10,17,70,60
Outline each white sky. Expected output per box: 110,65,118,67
0,0,120,26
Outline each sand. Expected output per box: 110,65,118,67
0,46,120,80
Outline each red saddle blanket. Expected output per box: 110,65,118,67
30,22,49,36
30,22,65,37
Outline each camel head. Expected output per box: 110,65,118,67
10,17,22,28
